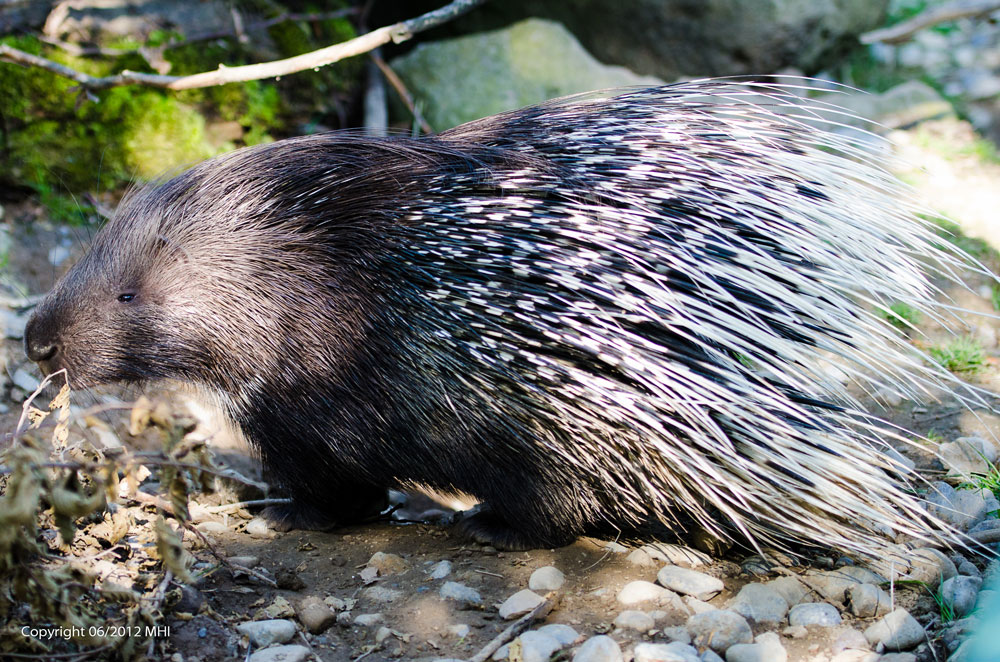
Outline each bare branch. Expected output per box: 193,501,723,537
0,0,487,92
371,52,434,135
861,0,1000,44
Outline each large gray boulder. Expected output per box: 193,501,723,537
390,18,663,129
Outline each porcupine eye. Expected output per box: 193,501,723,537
117,292,137,303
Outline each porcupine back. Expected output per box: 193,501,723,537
393,79,988,556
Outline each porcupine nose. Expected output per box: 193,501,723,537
24,311,60,365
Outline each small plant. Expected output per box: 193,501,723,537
991,285,1000,313
882,301,922,331
929,336,985,373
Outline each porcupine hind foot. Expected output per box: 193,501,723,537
261,483,389,533
454,504,579,551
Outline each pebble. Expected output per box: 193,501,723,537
613,609,654,631
516,630,563,662
939,437,998,479
726,583,788,625
617,580,675,606
248,645,310,662
296,597,336,633
641,543,709,567
788,602,842,626
363,586,403,603
537,623,579,646
879,654,917,662
805,566,884,601
725,632,787,662
864,608,925,651
829,652,878,662
848,583,892,618
926,482,993,530
626,548,657,567
439,581,483,607
244,518,274,538
428,560,452,579
529,566,565,591
572,634,623,662
195,521,227,535
657,566,724,600
447,623,470,638
633,641,701,662
940,575,982,618
686,609,752,653
366,552,409,576
353,613,383,627
682,595,716,614
375,626,393,643
236,619,296,647
11,367,40,393
498,589,544,619
764,576,808,607
904,548,957,585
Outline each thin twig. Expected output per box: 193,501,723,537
371,52,433,134
467,593,557,662
861,0,1000,44
1,0,487,92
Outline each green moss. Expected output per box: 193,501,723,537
929,336,985,373
881,301,922,331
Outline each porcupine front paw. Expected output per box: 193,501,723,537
454,505,577,551
261,485,389,532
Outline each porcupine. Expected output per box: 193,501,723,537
23,80,989,557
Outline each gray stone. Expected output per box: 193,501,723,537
904,548,958,585
248,645,311,662
391,18,663,130
878,654,917,662
353,613,383,627
529,566,565,591
613,609,654,631
805,567,885,601
764,576,808,607
236,619,296,647
296,597,336,634
686,610,752,653
428,560,452,579
537,623,579,646
572,634,623,662
447,623,471,638
724,632,787,662
626,548,657,567
618,580,675,606
517,630,563,662
632,641,700,662
657,566,724,601
726,583,788,625
366,552,408,576
828,652,878,662
439,581,483,607
788,602,842,627
864,608,925,651
940,437,998,480
848,584,892,618
641,544,709,567
926,482,991,531
363,586,403,603
498,589,544,619
940,575,982,618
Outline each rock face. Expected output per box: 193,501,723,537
379,0,888,81
389,18,663,129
